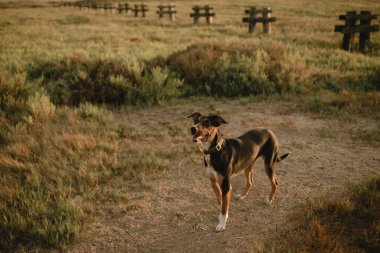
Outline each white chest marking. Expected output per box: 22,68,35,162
201,142,220,180
204,154,221,181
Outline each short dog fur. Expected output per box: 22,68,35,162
188,112,289,231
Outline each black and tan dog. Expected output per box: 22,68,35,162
188,112,289,231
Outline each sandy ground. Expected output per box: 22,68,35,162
67,100,379,253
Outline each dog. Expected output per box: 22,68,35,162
188,112,289,231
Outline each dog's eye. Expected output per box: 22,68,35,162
203,120,210,127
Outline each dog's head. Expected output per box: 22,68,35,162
187,112,228,143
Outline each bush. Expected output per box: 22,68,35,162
164,44,314,97
205,52,276,97
109,66,184,105
27,57,184,106
165,44,224,93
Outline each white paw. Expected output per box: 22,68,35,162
235,194,246,200
216,222,226,231
264,196,273,205
216,213,228,232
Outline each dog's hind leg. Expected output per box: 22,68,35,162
235,167,253,200
210,178,222,205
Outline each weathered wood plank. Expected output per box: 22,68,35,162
190,13,216,17
242,17,276,23
335,24,379,33
157,10,177,14
339,14,377,21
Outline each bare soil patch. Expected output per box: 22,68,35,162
67,100,380,253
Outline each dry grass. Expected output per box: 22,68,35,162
259,176,380,253
0,0,379,250
0,0,379,115
0,105,178,250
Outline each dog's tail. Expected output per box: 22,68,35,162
276,153,289,162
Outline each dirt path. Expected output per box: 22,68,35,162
67,100,380,253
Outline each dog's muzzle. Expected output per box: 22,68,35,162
190,127,196,135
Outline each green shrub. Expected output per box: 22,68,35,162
205,52,276,97
164,44,313,97
28,58,184,106
109,66,184,105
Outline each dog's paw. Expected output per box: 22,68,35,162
216,222,226,232
264,196,273,205
234,194,246,200
216,213,228,232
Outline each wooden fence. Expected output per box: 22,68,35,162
190,5,215,24
63,2,379,53
334,11,379,52
132,4,148,17
242,7,276,34
157,4,176,21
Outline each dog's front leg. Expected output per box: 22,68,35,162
216,177,231,231
209,178,222,205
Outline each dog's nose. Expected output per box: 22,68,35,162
190,127,196,135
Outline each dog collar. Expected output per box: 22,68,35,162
199,138,225,155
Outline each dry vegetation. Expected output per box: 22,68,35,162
0,0,379,251
259,176,380,253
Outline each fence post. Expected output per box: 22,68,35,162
263,7,272,33
342,11,357,51
118,3,123,14
193,6,200,24
359,10,371,52
205,5,213,24
125,3,130,15
248,7,257,33
134,4,138,17
169,3,175,21
158,5,164,18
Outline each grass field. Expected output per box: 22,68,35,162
0,0,379,251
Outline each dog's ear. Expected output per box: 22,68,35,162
207,115,228,127
187,112,204,123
